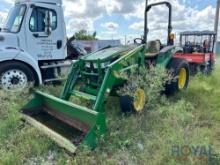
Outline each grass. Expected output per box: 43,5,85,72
0,67,220,165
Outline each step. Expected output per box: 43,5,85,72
71,90,97,101
82,71,99,77
41,62,72,69
44,78,66,83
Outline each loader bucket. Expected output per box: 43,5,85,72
21,91,106,153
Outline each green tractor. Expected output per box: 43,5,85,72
21,1,190,153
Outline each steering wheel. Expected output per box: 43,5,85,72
134,38,145,44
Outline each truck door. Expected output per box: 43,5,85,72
26,4,66,60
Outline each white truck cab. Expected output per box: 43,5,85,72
0,0,70,91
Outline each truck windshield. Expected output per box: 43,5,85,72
3,5,26,33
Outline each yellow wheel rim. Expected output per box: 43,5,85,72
133,89,146,112
178,68,187,89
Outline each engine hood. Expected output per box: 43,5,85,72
81,45,137,62
0,32,19,50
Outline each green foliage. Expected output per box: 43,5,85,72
0,66,220,164
117,66,171,109
74,30,97,40
0,90,58,165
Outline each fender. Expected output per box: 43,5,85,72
0,50,43,84
160,46,183,54
157,46,184,67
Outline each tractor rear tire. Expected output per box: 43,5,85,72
165,58,190,95
119,95,134,113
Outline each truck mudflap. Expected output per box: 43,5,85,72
21,91,106,153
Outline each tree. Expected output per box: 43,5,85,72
73,30,97,40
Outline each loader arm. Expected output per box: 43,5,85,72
60,45,145,112
94,45,145,112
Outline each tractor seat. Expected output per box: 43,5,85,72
145,40,160,57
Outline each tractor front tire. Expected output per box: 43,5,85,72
119,95,134,113
119,89,146,113
165,58,190,95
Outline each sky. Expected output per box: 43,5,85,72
0,0,218,44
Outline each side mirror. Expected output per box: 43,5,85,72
45,10,53,36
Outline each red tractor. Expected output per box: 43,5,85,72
174,31,216,74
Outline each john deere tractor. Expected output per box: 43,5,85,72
21,1,190,153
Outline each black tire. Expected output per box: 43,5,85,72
0,61,36,91
209,60,215,74
165,58,190,95
119,95,134,113
202,60,215,75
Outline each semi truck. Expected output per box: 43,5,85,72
0,0,73,91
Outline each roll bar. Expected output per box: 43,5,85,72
144,1,173,45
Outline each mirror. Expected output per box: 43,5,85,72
45,10,53,36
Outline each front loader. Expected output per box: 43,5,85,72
21,1,190,153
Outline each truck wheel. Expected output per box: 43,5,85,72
120,89,145,113
165,58,190,95
0,62,36,91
